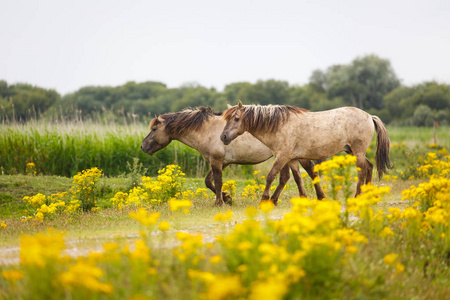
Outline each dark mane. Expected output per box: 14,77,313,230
222,104,308,133
161,106,222,135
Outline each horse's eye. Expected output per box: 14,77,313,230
234,117,239,122
152,127,157,131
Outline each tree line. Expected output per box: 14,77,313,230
1,54,449,126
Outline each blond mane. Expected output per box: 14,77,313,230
222,104,307,133
153,106,221,135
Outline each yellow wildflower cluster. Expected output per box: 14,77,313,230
213,198,368,299
4,151,450,299
173,231,205,267
70,167,103,211
400,153,450,239
26,162,36,176
416,152,450,179
20,231,66,268
110,164,186,210
23,192,80,223
59,259,113,294
195,188,211,199
168,198,192,213
313,154,358,199
129,208,160,227
242,180,265,200
346,183,391,227
213,210,233,223
222,180,236,197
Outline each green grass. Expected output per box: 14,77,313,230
1,123,448,178
388,126,450,149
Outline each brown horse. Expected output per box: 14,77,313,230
141,106,325,206
220,101,392,203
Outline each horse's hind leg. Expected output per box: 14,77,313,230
205,169,216,195
210,162,225,206
355,154,368,196
289,161,307,197
365,157,373,185
299,159,326,200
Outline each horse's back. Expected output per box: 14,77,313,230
284,107,375,159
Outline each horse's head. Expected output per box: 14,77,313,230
220,100,246,145
141,116,172,155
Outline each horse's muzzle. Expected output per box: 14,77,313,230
141,144,154,155
220,134,231,145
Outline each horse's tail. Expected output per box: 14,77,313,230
372,115,393,179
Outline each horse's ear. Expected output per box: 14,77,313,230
237,100,243,109
226,102,232,109
156,115,164,124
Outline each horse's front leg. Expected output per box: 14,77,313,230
261,157,290,204
270,163,291,204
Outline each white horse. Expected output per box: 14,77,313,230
141,106,325,206
220,101,392,203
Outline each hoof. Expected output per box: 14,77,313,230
260,197,277,206
213,199,224,207
223,194,233,206
259,199,277,207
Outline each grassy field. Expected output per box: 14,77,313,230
1,122,449,177
0,124,449,299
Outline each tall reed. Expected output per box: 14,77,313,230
0,122,205,177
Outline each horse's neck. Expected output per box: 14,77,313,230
247,127,277,149
173,131,202,150
172,117,223,152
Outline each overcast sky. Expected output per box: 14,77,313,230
1,0,449,95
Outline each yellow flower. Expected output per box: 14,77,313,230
209,255,222,264
2,270,24,283
168,199,192,212
158,221,170,232
1,221,6,229
131,239,151,263
237,264,248,272
203,275,245,300
129,208,160,226
396,262,405,274
59,260,113,294
20,231,66,268
345,245,359,254
259,200,275,213
312,177,321,185
384,253,398,266
245,206,258,218
379,226,394,237
214,210,233,222
188,269,216,283
222,180,237,196
250,278,287,300
237,241,253,251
